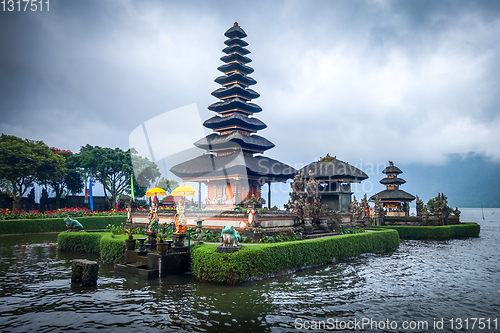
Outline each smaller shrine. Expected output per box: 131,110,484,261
299,154,369,212
370,161,415,216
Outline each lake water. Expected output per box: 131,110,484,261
0,208,498,332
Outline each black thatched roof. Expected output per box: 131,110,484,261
382,165,403,174
211,84,259,100
224,23,247,39
208,97,262,114
224,37,248,47
380,177,406,185
370,189,415,202
217,62,254,75
170,153,296,181
221,53,252,64
203,114,267,131
194,132,274,152
222,45,250,55
300,158,368,182
215,73,256,86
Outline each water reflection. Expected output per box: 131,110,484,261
0,209,499,332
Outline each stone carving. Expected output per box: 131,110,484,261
350,196,363,220
64,217,83,232
286,170,321,230
194,217,204,245
216,226,241,253
416,196,424,216
319,153,336,163
174,198,186,234
373,195,385,226
433,193,449,225
148,202,159,232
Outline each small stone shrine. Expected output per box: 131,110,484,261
370,161,415,216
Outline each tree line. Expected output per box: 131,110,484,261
0,134,175,210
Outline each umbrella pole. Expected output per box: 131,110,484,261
198,182,202,209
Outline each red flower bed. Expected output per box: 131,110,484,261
0,207,127,220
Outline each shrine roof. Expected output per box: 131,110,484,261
194,132,274,152
214,72,257,86
224,23,247,39
203,114,267,131
170,153,296,181
382,165,403,174
211,84,260,100
370,189,416,202
380,177,406,185
300,158,368,182
208,97,262,113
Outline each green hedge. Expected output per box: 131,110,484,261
190,229,399,284
57,232,102,252
0,216,126,234
370,223,480,240
99,233,130,263
57,231,140,263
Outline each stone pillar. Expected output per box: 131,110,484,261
268,182,272,209
198,182,202,209
195,217,204,245
72,259,99,286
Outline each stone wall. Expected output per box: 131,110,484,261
383,215,460,226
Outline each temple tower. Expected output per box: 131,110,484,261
370,161,415,216
171,23,295,210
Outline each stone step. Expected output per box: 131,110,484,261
306,232,338,239
312,228,330,233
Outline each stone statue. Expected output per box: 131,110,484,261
454,207,461,218
221,225,241,246
64,217,83,232
216,226,242,253
416,196,424,216
148,201,159,232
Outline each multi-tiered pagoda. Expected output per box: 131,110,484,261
370,161,415,216
170,23,295,210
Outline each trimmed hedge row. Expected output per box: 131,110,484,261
57,231,140,263
190,229,399,284
0,216,126,234
370,223,480,240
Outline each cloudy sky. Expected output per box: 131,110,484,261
1,0,499,207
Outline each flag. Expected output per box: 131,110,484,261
130,175,135,201
89,171,94,212
84,178,89,203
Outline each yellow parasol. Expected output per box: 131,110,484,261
170,184,195,197
145,187,166,197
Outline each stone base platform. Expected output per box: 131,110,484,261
114,250,190,279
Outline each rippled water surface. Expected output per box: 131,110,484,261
1,208,499,332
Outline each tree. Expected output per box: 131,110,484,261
73,145,159,207
158,177,179,196
41,147,84,208
0,134,64,210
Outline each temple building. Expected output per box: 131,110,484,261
370,161,415,216
170,23,295,210
300,154,368,212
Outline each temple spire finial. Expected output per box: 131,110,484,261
234,22,238,27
